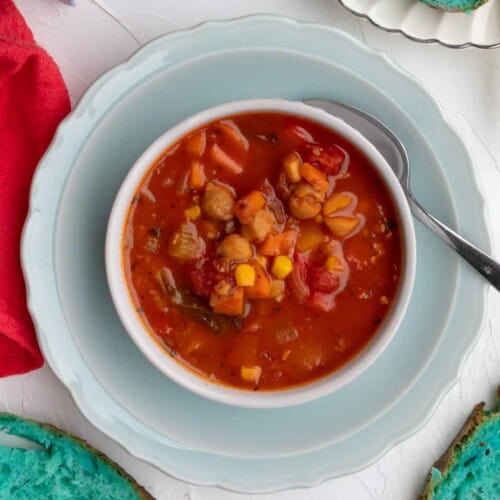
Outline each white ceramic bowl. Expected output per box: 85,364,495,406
105,99,416,409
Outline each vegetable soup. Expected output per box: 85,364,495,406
123,112,401,390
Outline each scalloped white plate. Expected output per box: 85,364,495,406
22,16,491,492
339,0,500,48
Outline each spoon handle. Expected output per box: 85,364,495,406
409,195,500,291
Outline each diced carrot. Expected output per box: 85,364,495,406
233,191,266,223
245,261,272,299
185,131,207,156
189,160,206,189
300,162,330,193
259,228,297,256
211,143,244,174
210,286,244,316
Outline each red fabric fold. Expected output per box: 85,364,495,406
0,0,70,376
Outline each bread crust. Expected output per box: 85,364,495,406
0,413,154,499
421,387,500,499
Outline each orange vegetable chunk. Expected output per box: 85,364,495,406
189,160,206,189
233,190,266,223
259,228,297,256
185,131,207,156
300,162,329,193
245,261,272,299
296,222,326,253
210,286,244,316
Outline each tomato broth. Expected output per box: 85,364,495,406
123,112,402,391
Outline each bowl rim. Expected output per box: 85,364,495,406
105,98,417,409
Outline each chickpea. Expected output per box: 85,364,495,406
293,182,325,202
289,196,322,220
217,234,253,261
201,182,235,221
288,183,324,220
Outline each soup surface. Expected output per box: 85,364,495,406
124,112,401,390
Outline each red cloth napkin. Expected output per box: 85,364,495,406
0,0,70,376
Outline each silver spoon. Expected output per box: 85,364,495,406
305,99,500,291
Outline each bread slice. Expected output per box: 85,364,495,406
422,389,500,499
0,413,153,499
420,0,489,12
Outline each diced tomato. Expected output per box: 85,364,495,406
287,253,310,303
310,267,339,294
185,259,217,297
302,143,345,175
309,292,336,312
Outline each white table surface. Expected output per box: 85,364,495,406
4,1,500,498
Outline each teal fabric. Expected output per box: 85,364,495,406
0,414,142,500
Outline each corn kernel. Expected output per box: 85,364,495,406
380,295,389,305
283,152,302,183
235,263,256,287
325,255,343,272
240,365,262,384
184,205,201,220
271,255,293,280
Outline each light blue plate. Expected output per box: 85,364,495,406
22,16,490,491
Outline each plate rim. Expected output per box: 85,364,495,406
21,14,492,491
337,0,500,49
